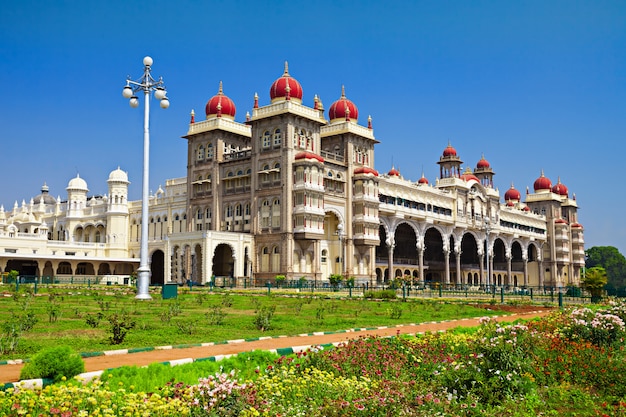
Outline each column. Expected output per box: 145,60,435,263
444,249,450,285
455,249,461,286
479,254,485,286
523,258,528,287
506,255,512,287
387,243,394,283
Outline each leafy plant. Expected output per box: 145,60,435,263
253,305,276,331
19,345,84,382
85,312,104,328
207,305,227,325
107,313,136,345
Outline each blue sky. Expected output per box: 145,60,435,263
1,0,625,254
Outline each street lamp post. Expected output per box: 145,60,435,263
485,217,491,291
122,56,169,300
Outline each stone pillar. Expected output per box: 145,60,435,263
444,249,450,285
455,250,462,286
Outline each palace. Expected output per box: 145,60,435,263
0,63,585,288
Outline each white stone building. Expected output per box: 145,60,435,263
0,63,585,288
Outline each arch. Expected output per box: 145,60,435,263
213,243,235,278
151,250,165,285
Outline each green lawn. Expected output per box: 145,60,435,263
0,285,512,360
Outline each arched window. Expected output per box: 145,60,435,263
235,204,242,217
197,145,205,161
262,131,271,149
207,143,214,159
273,128,282,146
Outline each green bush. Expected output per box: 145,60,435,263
19,346,84,382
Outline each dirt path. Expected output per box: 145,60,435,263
0,309,552,384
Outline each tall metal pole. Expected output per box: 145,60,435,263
122,56,169,300
136,83,151,299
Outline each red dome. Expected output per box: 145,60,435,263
523,206,530,211
443,143,457,157
552,178,569,196
533,171,552,191
294,151,324,163
388,166,400,177
461,167,479,182
354,167,379,176
269,62,303,103
476,155,490,169
571,222,583,228
205,81,236,119
504,184,521,202
418,174,429,185
506,200,515,207
555,218,568,225
329,86,359,122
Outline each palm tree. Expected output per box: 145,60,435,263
581,266,608,303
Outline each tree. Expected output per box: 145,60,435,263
581,266,608,303
585,246,626,289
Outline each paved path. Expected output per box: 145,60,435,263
0,310,552,385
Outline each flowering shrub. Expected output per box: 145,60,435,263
561,307,625,347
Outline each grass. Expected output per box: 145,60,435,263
0,285,512,360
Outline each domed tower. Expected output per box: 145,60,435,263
106,167,130,254
504,183,521,204
437,142,463,179
107,167,130,213
205,81,236,120
269,61,303,104
66,174,89,218
328,86,359,124
473,154,495,188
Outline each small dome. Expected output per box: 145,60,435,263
523,205,530,212
67,174,88,191
205,81,236,120
460,167,479,182
443,143,457,157
108,167,129,183
504,184,521,202
571,222,583,228
328,86,359,123
552,178,569,196
33,183,56,205
506,200,515,207
294,151,324,163
388,166,400,177
269,62,303,103
555,218,568,225
533,170,552,192
354,167,379,176
418,173,429,185
476,154,490,169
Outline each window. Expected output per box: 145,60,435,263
207,143,214,159
262,131,271,149
197,145,205,161
321,249,327,263
273,129,282,146
235,204,242,217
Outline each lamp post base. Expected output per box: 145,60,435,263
135,267,152,300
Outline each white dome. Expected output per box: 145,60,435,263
108,167,129,183
67,174,88,191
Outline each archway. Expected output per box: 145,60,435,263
151,250,165,285
423,227,444,283
213,244,234,278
